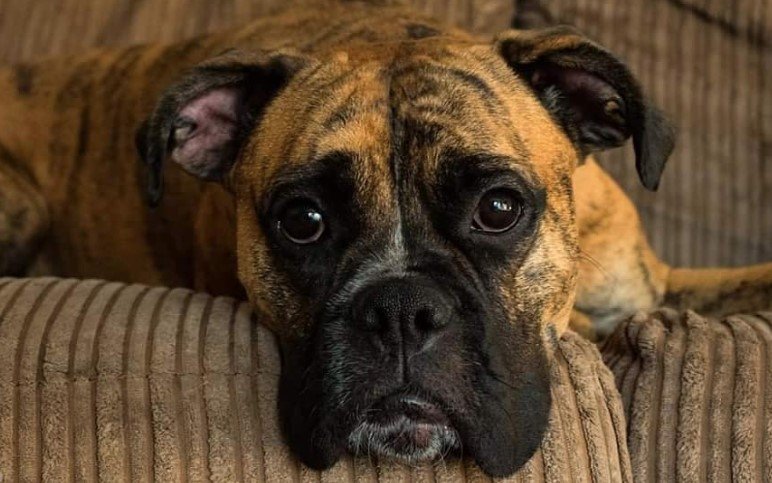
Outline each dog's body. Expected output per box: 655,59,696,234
1,1,771,474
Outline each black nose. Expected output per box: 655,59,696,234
351,277,453,342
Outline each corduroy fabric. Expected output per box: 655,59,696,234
0,0,513,61
0,277,631,482
602,309,772,482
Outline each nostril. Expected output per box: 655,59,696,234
360,308,380,331
351,280,453,337
352,286,393,333
355,301,384,332
414,307,437,332
414,300,452,332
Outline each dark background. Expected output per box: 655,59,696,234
0,0,768,268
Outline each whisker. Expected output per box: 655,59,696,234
486,372,520,393
578,249,613,281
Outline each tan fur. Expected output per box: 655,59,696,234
574,158,772,337
0,1,768,340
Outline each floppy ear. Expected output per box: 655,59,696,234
136,50,311,206
495,26,675,190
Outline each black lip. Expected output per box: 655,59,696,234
367,393,451,426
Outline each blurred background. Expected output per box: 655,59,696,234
0,0,768,268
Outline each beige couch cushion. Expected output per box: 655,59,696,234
0,277,630,482
602,309,772,482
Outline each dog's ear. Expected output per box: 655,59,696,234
136,50,311,206
495,26,675,190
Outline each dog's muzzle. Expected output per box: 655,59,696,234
344,277,460,461
280,270,551,477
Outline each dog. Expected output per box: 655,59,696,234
1,0,770,476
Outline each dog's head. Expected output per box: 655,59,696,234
138,24,673,477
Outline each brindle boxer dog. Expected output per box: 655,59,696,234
0,0,770,476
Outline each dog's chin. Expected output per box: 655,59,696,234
346,396,461,464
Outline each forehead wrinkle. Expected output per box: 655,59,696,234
391,59,526,160
439,53,535,155
244,62,395,210
283,68,366,163
390,86,482,154
386,53,552,227
293,62,397,232
392,111,531,187
306,64,383,119
244,60,357,189
257,158,333,209
461,46,577,179
290,63,384,157
397,60,506,121
417,48,545,153
391,51,503,107
408,45,574,186
439,150,544,191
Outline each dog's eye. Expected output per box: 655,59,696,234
472,189,522,233
278,199,325,244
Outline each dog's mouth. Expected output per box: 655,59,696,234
346,393,461,463
280,282,552,477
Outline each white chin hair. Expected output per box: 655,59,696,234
346,416,461,464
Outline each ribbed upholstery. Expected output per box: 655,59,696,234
0,0,512,61
0,278,630,482
602,309,772,482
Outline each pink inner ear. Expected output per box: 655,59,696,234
171,86,241,179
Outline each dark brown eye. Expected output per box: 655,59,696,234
278,199,325,244
472,189,522,233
